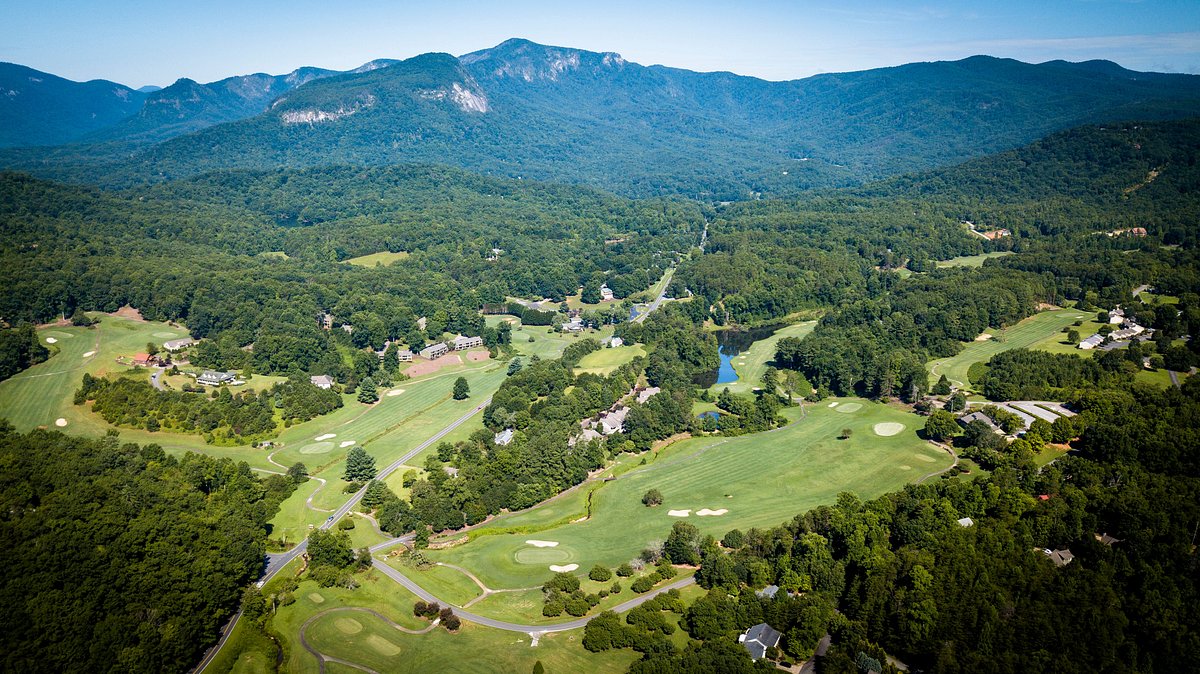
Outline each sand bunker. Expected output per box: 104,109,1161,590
335,618,363,634
54,418,67,427
668,509,691,517
828,401,839,407
82,351,95,357
696,508,728,516
525,540,560,548
898,465,912,471
548,564,579,573
835,402,862,413
314,433,336,441
386,388,406,397
45,337,57,344
975,333,993,342
339,440,356,448
873,422,905,437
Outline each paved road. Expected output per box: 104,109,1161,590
195,397,492,672
150,367,166,390
634,266,675,324
373,560,695,633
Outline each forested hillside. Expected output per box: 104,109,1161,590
0,62,146,147
0,425,302,673
5,40,1200,198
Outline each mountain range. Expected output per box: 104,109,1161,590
3,38,1200,198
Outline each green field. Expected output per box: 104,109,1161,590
713,321,816,396
574,344,647,376
424,399,948,599
344,251,411,267
936,251,1014,268
927,308,1091,392
257,251,290,260
253,569,636,674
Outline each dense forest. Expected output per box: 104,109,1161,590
0,425,301,673
0,324,48,382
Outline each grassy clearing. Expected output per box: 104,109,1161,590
257,251,290,260
344,251,410,267
426,399,947,597
1029,314,1107,356
574,344,647,376
926,308,1091,392
1135,368,1177,389
266,569,635,674
711,321,816,396
935,251,1014,268
492,316,616,361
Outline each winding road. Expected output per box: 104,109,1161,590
196,398,492,672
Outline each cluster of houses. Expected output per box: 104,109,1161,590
367,334,485,362
958,400,1076,436
570,386,660,445
1079,306,1151,350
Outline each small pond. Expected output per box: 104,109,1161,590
693,324,781,388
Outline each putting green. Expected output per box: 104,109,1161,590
335,618,363,634
835,402,862,413
514,547,572,564
152,331,180,338
42,331,74,340
873,422,905,436
308,593,325,604
299,441,335,454
914,454,937,462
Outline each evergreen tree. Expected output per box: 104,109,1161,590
932,374,951,395
344,446,377,482
358,376,378,404
507,358,523,375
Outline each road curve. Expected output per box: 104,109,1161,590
195,397,492,672
372,559,695,633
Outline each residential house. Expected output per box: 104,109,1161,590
1108,307,1126,324
1078,334,1105,350
599,406,630,435
494,428,515,446
452,334,484,351
132,353,155,367
561,318,584,332
599,284,615,301
417,316,427,331
956,517,974,527
198,370,236,386
569,428,605,447
341,324,354,334
310,375,334,390
320,313,334,330
636,387,661,404
756,585,780,599
738,623,782,661
958,411,1001,434
163,337,195,352
420,342,449,360
1094,532,1122,546
605,336,624,348
397,349,414,362
1040,548,1075,567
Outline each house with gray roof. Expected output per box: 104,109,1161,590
163,337,195,351
738,623,781,660
452,334,484,351
494,428,515,446
310,375,334,390
420,342,449,360
958,411,1001,434
197,370,235,386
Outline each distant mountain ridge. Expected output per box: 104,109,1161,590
3,39,1200,198
0,63,146,147
0,59,403,149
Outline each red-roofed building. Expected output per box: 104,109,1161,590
1038,494,1052,501
132,353,153,366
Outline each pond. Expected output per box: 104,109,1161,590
697,411,721,420
693,324,780,388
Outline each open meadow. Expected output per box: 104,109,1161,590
344,251,411,267
936,251,1014,268
423,398,949,608
926,308,1091,392
711,320,816,396
574,343,647,376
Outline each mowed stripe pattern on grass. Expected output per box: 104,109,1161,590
926,308,1089,391
426,399,948,592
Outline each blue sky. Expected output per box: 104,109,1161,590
4,0,1198,86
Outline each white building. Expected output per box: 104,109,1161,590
163,337,195,351
310,375,334,390
494,428,515,446
452,335,484,351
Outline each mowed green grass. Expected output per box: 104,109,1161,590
936,251,1014,268
264,570,635,674
926,308,1090,392
344,251,410,267
712,321,816,396
426,399,948,595
574,344,647,376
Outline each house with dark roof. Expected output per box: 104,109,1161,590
198,370,235,386
1094,532,1122,546
1040,548,1075,567
420,343,449,360
738,623,781,660
958,411,1001,434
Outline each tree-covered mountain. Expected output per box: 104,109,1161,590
0,63,146,147
5,39,1199,198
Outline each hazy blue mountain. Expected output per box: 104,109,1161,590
0,63,145,147
136,85,163,93
5,39,1200,197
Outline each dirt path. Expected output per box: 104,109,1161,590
917,441,959,484
268,451,333,513
298,607,438,674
